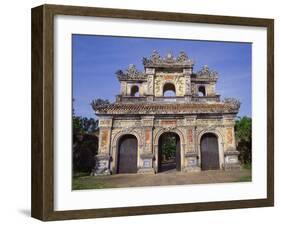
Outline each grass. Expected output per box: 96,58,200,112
72,175,115,190
73,171,90,178
72,169,252,190
242,163,252,170
236,175,252,182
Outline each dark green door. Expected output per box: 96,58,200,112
200,133,219,170
117,135,137,174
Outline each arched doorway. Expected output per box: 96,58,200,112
198,86,206,96
163,83,176,97
130,85,139,97
158,132,181,172
200,133,219,170
117,134,138,174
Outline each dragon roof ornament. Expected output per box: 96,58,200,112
223,98,241,110
116,64,147,81
142,50,194,68
196,65,218,78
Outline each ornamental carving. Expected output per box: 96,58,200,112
147,76,154,94
100,130,109,148
145,129,151,144
116,64,147,81
143,51,194,67
113,120,141,128
154,76,162,96
223,98,241,109
154,75,185,96
188,128,193,144
185,75,191,94
226,127,233,144
99,119,112,127
160,120,177,126
196,65,218,78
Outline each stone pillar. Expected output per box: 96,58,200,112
120,81,126,95
224,149,241,170
184,152,200,172
223,116,241,170
92,117,113,176
183,69,192,102
139,83,144,96
208,82,216,95
183,120,201,172
138,116,155,174
145,68,155,102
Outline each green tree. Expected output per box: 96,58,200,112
161,135,176,160
72,99,100,173
235,116,252,165
73,134,99,173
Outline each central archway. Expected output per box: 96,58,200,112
117,134,138,174
158,132,181,172
163,83,176,97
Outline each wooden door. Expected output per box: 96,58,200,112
200,133,219,170
117,135,137,174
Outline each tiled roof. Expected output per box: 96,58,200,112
94,102,239,115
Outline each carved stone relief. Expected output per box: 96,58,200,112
226,127,233,144
188,128,194,145
154,74,186,96
100,129,109,150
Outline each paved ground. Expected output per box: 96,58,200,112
73,169,251,190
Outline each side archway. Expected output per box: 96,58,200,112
197,129,224,170
117,134,138,173
111,130,142,174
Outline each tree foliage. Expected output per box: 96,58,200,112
72,116,99,173
235,116,252,165
160,134,177,160
72,99,105,173
73,134,99,173
73,117,98,135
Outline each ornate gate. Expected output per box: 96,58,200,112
117,134,138,173
200,133,219,170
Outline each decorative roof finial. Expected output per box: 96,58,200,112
177,51,188,62
166,51,173,60
116,64,145,81
197,65,218,79
142,50,194,67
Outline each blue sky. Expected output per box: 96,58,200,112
72,35,252,118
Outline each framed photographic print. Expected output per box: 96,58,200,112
31,4,274,221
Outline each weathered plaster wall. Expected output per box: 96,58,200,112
96,115,238,174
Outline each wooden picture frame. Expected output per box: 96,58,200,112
31,4,274,221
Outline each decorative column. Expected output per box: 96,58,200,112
183,116,201,172
92,117,113,176
183,68,192,102
223,116,241,170
138,116,155,174
145,68,155,102
120,81,126,95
